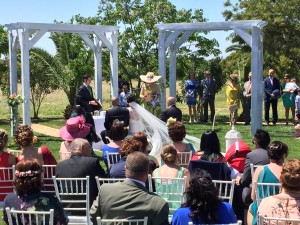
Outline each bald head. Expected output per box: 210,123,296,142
70,138,91,156
112,97,119,106
125,151,149,182
167,97,176,107
269,69,275,77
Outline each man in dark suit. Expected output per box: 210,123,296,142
90,151,169,225
55,138,106,214
100,97,129,144
160,97,182,122
264,69,281,125
234,129,270,222
199,71,216,123
76,75,102,114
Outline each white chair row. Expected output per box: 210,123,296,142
188,221,242,225
258,214,300,225
253,180,281,206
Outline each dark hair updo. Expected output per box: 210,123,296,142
267,141,288,162
14,125,34,147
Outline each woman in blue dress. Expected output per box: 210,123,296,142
185,73,198,123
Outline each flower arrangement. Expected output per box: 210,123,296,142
7,93,23,107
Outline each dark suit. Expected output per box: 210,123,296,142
159,105,182,122
199,78,216,122
76,85,101,113
264,77,280,123
55,153,105,213
101,106,129,144
90,179,169,225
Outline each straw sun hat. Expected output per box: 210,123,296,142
140,72,161,83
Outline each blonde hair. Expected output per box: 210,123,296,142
281,158,300,192
160,144,177,163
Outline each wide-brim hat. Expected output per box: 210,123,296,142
140,72,161,83
60,115,91,141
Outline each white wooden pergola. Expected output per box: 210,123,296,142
5,22,119,126
156,20,267,135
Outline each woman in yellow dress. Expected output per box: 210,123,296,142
139,72,162,117
226,73,241,125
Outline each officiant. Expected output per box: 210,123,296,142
139,72,161,117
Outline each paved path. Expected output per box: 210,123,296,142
31,123,60,138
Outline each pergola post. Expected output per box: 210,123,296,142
109,31,118,98
158,30,167,110
169,44,177,98
251,26,264,135
94,36,103,101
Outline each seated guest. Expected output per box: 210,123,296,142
171,168,237,225
160,97,182,122
109,138,143,178
102,119,126,168
153,144,190,186
90,151,169,225
2,159,68,225
0,129,16,201
59,115,92,161
247,141,288,225
255,158,300,225
14,125,57,165
168,121,195,154
132,132,159,171
192,130,224,162
100,97,129,144
55,138,105,212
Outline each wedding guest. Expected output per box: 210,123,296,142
185,72,198,123
226,73,241,125
2,159,68,225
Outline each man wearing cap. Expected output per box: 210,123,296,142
242,72,252,125
139,72,161,117
76,75,102,114
199,71,216,123
56,138,106,215
160,96,182,122
263,69,280,125
100,97,129,144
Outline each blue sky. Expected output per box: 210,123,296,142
0,0,231,57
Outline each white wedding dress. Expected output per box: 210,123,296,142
128,102,200,161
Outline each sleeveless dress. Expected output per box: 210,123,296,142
250,165,280,225
0,152,14,201
185,80,198,105
153,167,185,215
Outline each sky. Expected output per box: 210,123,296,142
0,0,232,57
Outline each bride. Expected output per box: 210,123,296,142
126,94,200,161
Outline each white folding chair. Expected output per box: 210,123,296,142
0,166,15,207
106,151,121,169
253,181,281,206
212,179,235,205
42,165,56,194
188,220,242,225
5,207,54,225
258,214,300,225
95,176,125,192
59,151,72,161
96,216,148,225
177,152,192,168
250,163,262,178
148,174,187,215
52,176,90,225
7,149,22,157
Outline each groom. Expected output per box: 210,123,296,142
100,97,129,144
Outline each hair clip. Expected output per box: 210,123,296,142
15,170,40,178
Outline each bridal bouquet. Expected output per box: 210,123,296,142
7,93,23,107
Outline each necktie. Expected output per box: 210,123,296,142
270,78,273,86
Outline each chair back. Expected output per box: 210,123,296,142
95,176,125,192
0,166,15,205
177,152,192,168
187,221,242,225
258,214,300,225
96,216,148,225
106,151,121,169
212,179,235,205
253,181,281,206
148,174,187,215
7,149,22,157
5,207,54,225
42,165,56,194
250,163,262,178
188,160,231,180
59,151,72,161
52,176,90,225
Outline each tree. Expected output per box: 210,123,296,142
0,25,9,96
29,48,61,119
97,0,220,91
223,0,300,78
